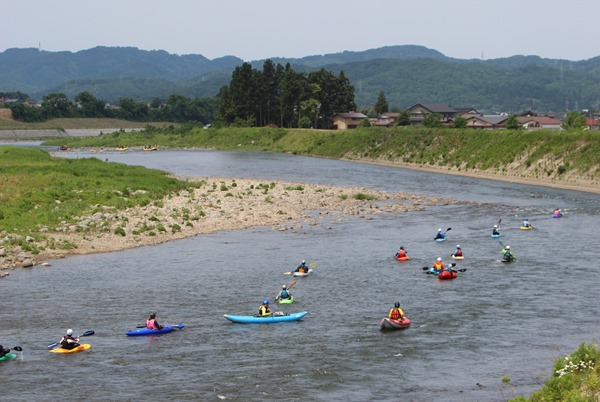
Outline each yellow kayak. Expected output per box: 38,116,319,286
49,344,91,354
520,226,533,230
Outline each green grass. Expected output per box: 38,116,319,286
0,146,200,235
0,117,173,131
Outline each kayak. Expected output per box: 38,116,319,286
395,255,410,261
553,214,562,218
49,344,91,354
491,233,502,238
379,317,411,330
438,270,458,280
224,311,307,324
434,237,446,242
451,255,464,260
293,269,312,277
278,296,294,304
0,353,17,362
520,226,533,230
428,268,443,275
125,324,185,336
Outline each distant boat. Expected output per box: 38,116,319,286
58,145,69,151
115,146,128,151
142,146,158,151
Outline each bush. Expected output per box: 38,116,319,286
114,226,126,236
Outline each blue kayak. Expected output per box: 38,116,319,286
126,323,185,336
491,233,502,238
434,237,446,242
428,268,443,275
224,312,307,324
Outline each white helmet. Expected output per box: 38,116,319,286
494,225,498,228
505,245,510,250
456,245,461,248
302,260,306,263
437,257,442,261
282,285,287,289
438,228,442,232
66,329,73,335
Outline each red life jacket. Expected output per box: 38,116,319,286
146,318,159,329
389,308,402,319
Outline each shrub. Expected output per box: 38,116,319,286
114,226,126,236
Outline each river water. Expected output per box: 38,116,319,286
1,146,599,401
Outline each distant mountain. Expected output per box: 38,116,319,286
1,45,599,112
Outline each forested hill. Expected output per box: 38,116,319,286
1,45,599,112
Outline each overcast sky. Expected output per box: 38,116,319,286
3,0,598,62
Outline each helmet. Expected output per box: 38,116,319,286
400,246,404,249
437,257,442,261
505,245,510,250
263,299,269,305
438,228,442,232
394,302,400,308
494,225,498,228
302,260,306,264
282,285,287,289
524,218,528,221
456,245,461,248
66,329,73,336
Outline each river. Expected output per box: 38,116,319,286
1,145,599,401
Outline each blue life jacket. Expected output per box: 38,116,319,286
281,290,290,299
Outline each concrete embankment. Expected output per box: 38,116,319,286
0,128,141,140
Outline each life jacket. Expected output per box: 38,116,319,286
146,318,159,329
554,209,560,215
258,305,271,316
60,335,78,349
281,290,290,299
398,250,406,257
433,262,445,270
389,308,403,320
455,250,463,256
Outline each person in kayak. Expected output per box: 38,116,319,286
432,257,445,271
388,302,405,321
275,285,292,301
492,225,500,236
146,313,164,330
59,329,80,350
501,245,516,261
0,344,12,358
522,218,531,228
434,228,445,240
395,246,408,259
295,260,308,273
258,300,272,316
554,208,562,216
452,245,463,257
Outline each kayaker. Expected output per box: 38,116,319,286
59,329,80,350
492,225,500,236
501,245,516,261
554,208,562,216
432,257,445,271
395,246,408,259
434,228,445,240
146,313,164,330
0,344,11,358
522,218,531,228
258,300,272,316
295,260,308,273
388,302,405,321
453,245,463,257
275,285,292,301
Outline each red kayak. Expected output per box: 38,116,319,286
438,270,458,280
395,255,410,261
379,317,411,330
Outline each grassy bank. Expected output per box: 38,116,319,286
510,343,600,401
0,146,199,241
45,125,600,185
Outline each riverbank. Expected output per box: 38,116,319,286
0,177,463,273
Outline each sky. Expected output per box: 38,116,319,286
3,0,599,62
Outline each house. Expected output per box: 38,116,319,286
407,103,458,125
372,112,401,127
331,112,367,130
517,116,562,131
464,115,508,130
586,118,599,131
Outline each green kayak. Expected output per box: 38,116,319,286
0,353,17,362
278,296,294,304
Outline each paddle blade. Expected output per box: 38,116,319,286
422,266,430,270
283,272,292,275
81,330,95,337
309,262,317,268
47,342,59,350
12,346,22,352
288,281,297,290
446,227,452,232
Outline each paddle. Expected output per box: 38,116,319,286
284,262,317,275
47,330,95,349
10,346,23,352
423,263,465,273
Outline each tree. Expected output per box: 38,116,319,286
374,91,388,115
42,93,73,118
453,115,467,128
504,114,521,130
74,91,105,117
396,110,411,126
422,113,442,128
562,111,586,130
